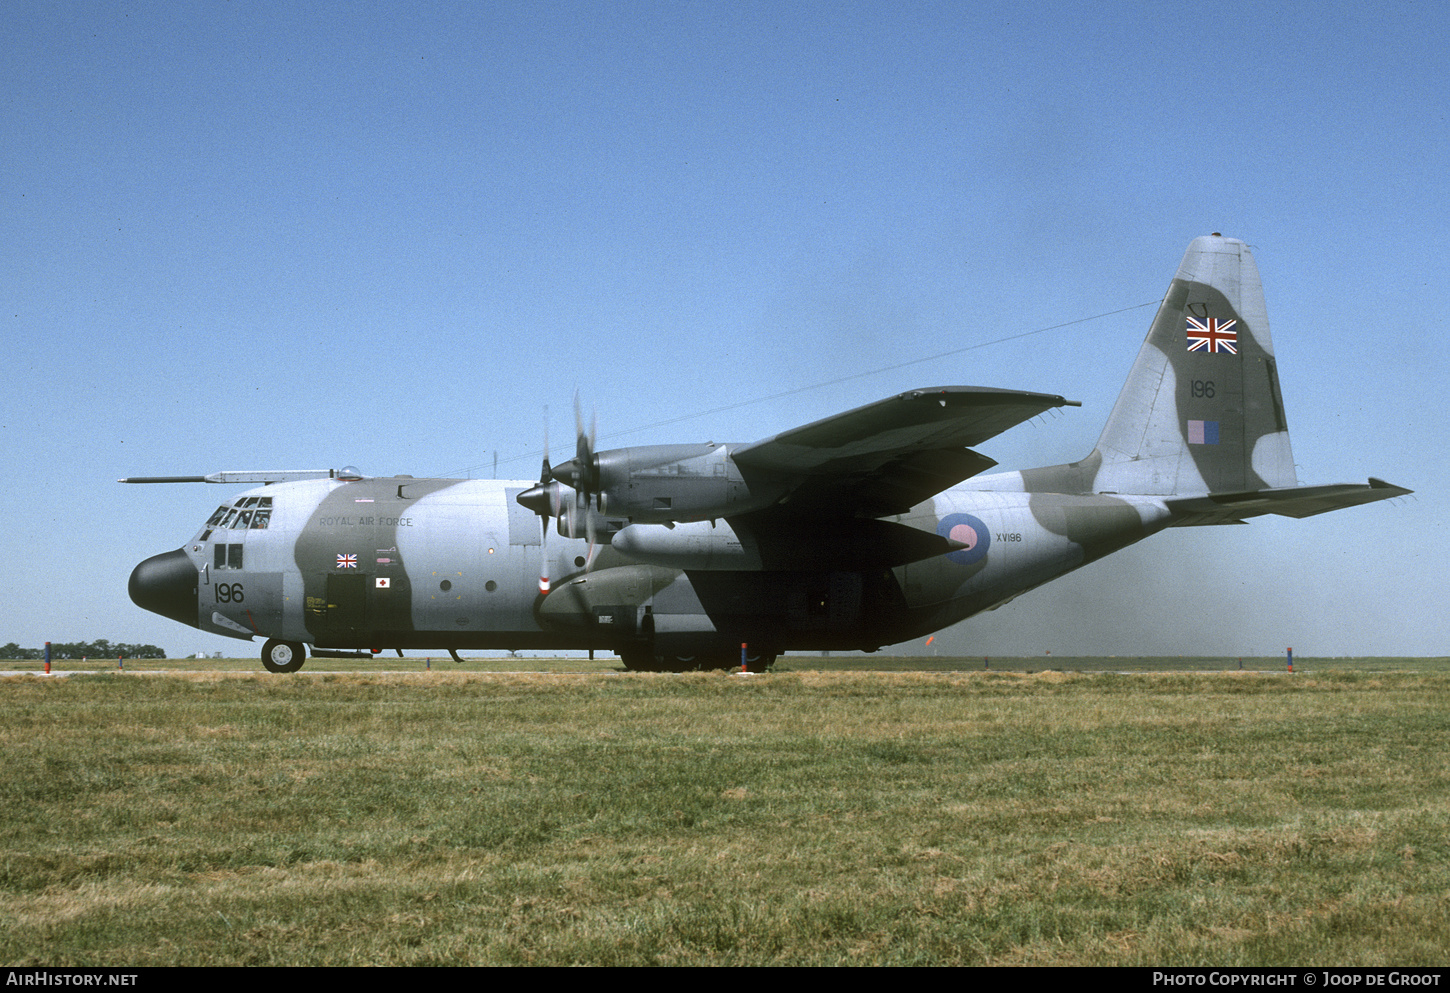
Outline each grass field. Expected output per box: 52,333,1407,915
3,659,1449,965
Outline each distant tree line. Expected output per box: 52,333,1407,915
0,640,167,660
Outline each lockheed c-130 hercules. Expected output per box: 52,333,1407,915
126,235,1409,673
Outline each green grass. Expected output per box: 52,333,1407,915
3,666,1449,965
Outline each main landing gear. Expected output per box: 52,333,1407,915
261,639,306,673
617,649,777,673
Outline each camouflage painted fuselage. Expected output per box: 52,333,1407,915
152,468,1170,658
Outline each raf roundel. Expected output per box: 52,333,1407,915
937,513,991,566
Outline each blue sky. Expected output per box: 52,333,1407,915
5,1,1444,658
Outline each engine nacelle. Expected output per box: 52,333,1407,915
611,519,763,570
586,443,790,524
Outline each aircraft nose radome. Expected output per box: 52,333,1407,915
129,548,200,629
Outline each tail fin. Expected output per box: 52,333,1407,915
1094,234,1296,496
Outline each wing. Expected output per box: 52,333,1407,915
733,386,1078,516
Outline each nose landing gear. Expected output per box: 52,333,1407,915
261,639,306,673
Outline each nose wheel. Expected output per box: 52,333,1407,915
261,639,306,673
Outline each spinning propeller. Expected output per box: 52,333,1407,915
553,394,600,502
516,415,561,592
516,397,601,593
560,395,601,570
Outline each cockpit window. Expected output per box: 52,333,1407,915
247,497,272,528
199,497,273,540
201,498,271,534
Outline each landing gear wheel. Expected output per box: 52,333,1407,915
743,653,777,673
618,648,777,673
261,639,306,673
618,648,663,672
618,648,697,671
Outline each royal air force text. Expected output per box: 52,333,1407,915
314,517,413,528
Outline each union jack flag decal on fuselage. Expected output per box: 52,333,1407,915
336,553,357,568
1187,316,1237,354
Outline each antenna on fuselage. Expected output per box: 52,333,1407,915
119,469,360,484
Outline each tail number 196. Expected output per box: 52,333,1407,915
214,583,245,603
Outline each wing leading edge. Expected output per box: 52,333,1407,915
734,386,1078,516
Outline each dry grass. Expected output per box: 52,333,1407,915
2,668,1448,965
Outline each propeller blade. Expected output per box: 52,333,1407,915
537,484,551,594
585,491,598,571
521,397,606,591
535,407,556,594
572,392,599,495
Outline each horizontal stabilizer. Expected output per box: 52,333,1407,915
1167,478,1412,526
